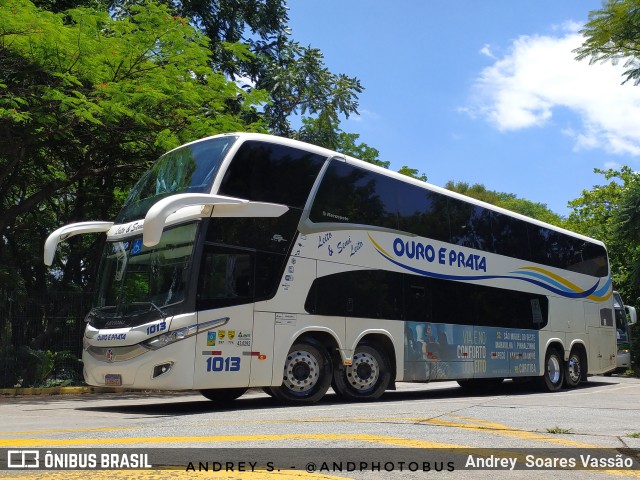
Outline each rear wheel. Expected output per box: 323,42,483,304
332,344,390,401
200,387,247,403
539,348,564,392
270,340,332,404
564,348,585,388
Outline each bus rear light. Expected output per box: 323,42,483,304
153,362,174,378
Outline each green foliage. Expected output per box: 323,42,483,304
397,166,427,182
0,0,267,263
297,115,388,167
257,41,363,136
575,0,640,85
567,167,640,302
0,342,81,388
0,0,266,368
148,0,364,137
567,167,640,369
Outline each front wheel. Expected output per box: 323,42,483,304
564,349,586,388
332,344,391,401
200,387,247,403
539,348,564,392
270,340,333,404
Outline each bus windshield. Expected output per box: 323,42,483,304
116,136,237,224
90,223,198,326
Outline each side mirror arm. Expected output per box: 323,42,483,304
44,221,113,266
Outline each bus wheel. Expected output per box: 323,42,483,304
539,348,564,392
333,344,390,401
564,349,585,388
200,387,247,403
270,341,332,404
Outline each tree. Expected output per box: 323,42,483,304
296,116,388,167
574,2,640,372
615,180,640,288
128,0,365,137
566,167,640,374
0,0,265,381
566,167,640,302
397,166,427,182
574,0,640,85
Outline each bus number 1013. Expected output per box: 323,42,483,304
206,356,241,372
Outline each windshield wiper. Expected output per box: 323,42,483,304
130,301,167,318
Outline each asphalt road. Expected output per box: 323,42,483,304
1,376,639,479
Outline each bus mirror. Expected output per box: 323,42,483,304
44,221,113,266
142,193,289,247
210,201,289,219
143,194,248,247
626,305,637,326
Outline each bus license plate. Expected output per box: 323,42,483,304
104,374,122,386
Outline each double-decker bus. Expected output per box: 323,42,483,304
44,133,616,403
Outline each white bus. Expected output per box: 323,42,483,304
45,132,616,403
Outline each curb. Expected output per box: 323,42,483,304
0,386,129,396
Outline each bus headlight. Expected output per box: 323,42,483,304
142,316,229,350
143,324,198,350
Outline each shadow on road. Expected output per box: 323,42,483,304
74,378,616,417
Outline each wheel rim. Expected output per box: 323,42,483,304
283,350,320,394
567,355,581,383
547,354,561,385
345,351,379,391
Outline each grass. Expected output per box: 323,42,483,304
627,432,640,438
546,426,573,434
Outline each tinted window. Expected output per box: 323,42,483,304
397,184,450,241
197,245,254,310
305,270,403,320
404,275,432,322
448,199,493,251
309,161,607,277
492,212,530,259
309,162,398,228
219,141,325,208
204,209,301,254
528,226,607,276
196,246,286,310
305,270,548,329
565,240,608,277
117,136,237,223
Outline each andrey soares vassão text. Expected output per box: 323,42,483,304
464,454,635,470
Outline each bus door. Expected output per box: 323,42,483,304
192,245,255,389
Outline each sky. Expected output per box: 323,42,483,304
287,0,640,216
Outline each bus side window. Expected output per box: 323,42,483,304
196,247,254,309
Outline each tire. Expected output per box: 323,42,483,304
332,344,391,401
539,348,564,392
564,348,585,388
269,340,333,404
200,387,247,403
